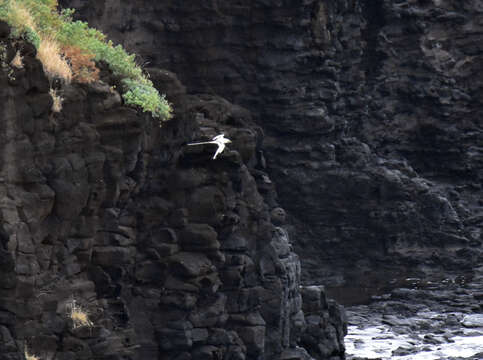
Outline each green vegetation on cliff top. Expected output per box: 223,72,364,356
0,0,172,121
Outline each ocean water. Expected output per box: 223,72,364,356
344,276,483,360
346,324,483,359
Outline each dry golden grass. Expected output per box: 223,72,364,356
68,299,94,329
49,88,63,113
24,346,40,360
10,50,23,69
7,2,72,82
71,309,93,328
37,38,72,83
8,2,36,33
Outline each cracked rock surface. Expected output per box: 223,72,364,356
62,0,482,301
0,27,345,360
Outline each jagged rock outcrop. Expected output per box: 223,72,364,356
0,25,345,360
61,0,482,303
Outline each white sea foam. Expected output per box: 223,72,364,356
346,325,483,360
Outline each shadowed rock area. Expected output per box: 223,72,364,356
2,0,483,358
0,22,345,360
60,0,482,303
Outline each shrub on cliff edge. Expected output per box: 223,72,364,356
0,0,172,122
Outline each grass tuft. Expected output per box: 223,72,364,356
67,298,94,329
49,88,62,112
24,346,40,360
37,37,72,82
0,0,172,122
4,1,36,37
10,50,23,68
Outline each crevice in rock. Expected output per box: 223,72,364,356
361,0,387,80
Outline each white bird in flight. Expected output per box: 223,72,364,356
187,134,232,160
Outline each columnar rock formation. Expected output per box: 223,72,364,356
61,0,482,302
2,0,483,357
0,24,346,360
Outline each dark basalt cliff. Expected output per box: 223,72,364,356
2,0,483,359
0,23,345,360
61,0,482,302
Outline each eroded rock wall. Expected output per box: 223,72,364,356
60,0,483,302
0,25,345,360
0,23,153,360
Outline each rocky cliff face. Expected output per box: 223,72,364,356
0,22,345,360
61,0,482,303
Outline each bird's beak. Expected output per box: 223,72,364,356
227,140,232,143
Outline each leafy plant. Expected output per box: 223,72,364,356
0,0,172,121
123,78,171,117
63,45,99,83
23,26,40,48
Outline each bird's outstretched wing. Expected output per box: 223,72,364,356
187,134,230,160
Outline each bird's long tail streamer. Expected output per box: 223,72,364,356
187,141,216,146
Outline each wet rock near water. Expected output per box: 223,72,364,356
345,269,483,360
